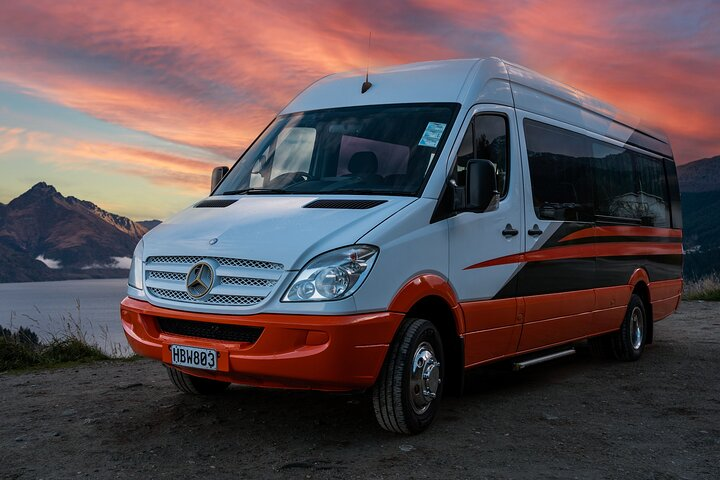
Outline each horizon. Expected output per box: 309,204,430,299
1,1,718,220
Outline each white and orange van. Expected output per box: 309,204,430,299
120,58,683,433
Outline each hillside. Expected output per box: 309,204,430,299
677,156,720,279
0,183,159,283
681,190,720,280
677,155,720,192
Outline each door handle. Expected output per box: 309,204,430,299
528,224,543,236
502,224,519,237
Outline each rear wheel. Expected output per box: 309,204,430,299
610,294,647,361
372,318,444,434
588,334,613,358
166,366,230,394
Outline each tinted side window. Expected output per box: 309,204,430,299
664,159,683,229
592,143,639,220
524,120,594,221
453,114,509,197
525,119,672,227
635,153,671,227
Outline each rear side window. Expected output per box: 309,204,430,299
524,119,672,227
635,154,671,227
524,121,594,221
664,159,683,229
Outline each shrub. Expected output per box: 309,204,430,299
684,274,720,301
0,325,109,372
0,335,41,371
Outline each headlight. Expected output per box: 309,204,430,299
283,245,378,302
128,240,144,290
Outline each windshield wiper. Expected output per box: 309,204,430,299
221,188,289,195
325,189,411,196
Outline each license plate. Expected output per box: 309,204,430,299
170,345,218,371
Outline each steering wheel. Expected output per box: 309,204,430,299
267,172,310,189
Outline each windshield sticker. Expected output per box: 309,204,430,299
418,122,446,148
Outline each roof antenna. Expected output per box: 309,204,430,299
361,32,373,94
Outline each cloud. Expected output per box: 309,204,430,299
0,0,717,185
81,256,131,270
3,127,212,194
36,255,62,269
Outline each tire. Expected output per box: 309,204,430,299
610,294,647,362
372,318,444,434
166,366,230,394
588,334,613,359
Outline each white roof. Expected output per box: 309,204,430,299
281,57,671,156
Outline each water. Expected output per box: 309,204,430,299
0,278,129,355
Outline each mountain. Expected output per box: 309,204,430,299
1,159,718,283
678,156,720,280
0,183,160,283
138,220,162,231
677,155,720,193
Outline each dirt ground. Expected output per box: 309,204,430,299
2,301,719,479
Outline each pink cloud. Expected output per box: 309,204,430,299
0,0,717,177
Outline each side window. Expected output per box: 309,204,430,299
635,153,671,227
525,118,672,227
453,114,509,197
453,125,474,188
664,159,682,229
474,115,509,197
524,120,594,221
592,143,639,220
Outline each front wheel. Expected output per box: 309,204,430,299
166,366,230,394
611,294,647,361
372,318,444,434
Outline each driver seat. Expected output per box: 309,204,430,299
348,151,383,184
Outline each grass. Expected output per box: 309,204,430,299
1,300,131,372
684,274,720,301
0,324,110,372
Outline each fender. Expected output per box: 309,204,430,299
629,268,650,292
388,274,465,334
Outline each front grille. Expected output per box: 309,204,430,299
148,271,185,281
144,255,284,308
221,277,275,287
147,256,283,271
147,287,264,306
158,317,263,343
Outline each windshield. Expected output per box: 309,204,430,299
216,103,459,196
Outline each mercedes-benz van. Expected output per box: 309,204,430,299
120,57,683,434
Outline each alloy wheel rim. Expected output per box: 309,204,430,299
409,341,441,415
630,306,644,350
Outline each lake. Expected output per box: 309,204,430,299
0,278,130,355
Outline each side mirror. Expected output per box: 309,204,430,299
210,166,229,193
466,159,498,212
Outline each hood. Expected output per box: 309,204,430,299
142,195,415,270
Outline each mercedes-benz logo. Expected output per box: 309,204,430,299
186,261,214,298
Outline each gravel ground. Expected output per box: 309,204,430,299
2,301,719,479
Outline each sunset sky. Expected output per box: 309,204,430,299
0,0,718,220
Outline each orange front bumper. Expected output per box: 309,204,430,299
120,297,403,391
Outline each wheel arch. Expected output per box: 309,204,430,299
389,275,465,396
629,268,653,344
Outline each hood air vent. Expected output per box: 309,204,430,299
303,199,387,210
194,199,237,208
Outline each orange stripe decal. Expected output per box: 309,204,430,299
464,242,681,270
559,226,682,243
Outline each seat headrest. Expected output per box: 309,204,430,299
349,151,378,175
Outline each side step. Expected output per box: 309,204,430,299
512,348,576,371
